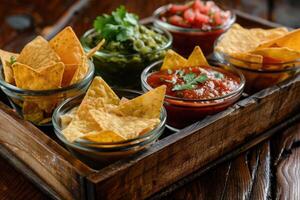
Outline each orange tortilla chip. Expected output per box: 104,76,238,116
80,130,126,143
70,55,89,85
251,47,300,63
17,36,60,69
186,46,209,67
50,26,84,65
161,50,187,70
114,85,166,119
0,49,19,84
61,64,78,87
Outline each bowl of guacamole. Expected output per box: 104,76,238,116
81,6,172,89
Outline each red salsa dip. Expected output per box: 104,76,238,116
160,0,231,31
147,66,240,100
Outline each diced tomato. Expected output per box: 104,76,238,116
169,4,189,14
183,9,196,23
213,11,223,25
168,15,190,28
193,0,204,11
194,10,209,26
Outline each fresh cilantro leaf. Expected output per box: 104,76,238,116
93,6,139,42
10,56,16,65
172,74,208,91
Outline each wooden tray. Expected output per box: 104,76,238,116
0,10,300,200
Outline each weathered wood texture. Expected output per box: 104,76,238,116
0,1,299,200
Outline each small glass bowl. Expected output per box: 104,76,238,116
141,60,245,129
153,4,236,56
81,26,172,89
0,61,94,126
214,51,300,94
52,90,166,168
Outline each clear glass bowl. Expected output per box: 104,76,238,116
0,60,94,126
52,90,166,168
141,60,245,129
81,26,172,89
153,4,236,56
214,50,300,94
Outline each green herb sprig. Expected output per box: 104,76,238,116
172,72,208,91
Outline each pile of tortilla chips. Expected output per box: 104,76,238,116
61,76,166,143
161,46,209,70
215,24,300,69
0,26,104,124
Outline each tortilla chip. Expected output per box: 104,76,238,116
60,107,78,129
89,109,160,139
186,46,209,67
49,26,84,65
114,85,166,119
37,62,65,87
0,49,19,84
249,27,288,42
80,130,126,143
77,76,120,115
22,101,44,124
86,39,105,58
215,24,261,55
257,29,300,51
61,64,78,87
161,50,187,70
251,47,300,63
70,55,89,85
17,36,60,69
13,62,63,90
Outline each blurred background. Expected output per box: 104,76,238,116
0,0,299,51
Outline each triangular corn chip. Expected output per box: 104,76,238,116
80,130,126,143
50,26,84,65
89,109,160,139
161,50,187,70
186,46,209,67
70,55,89,85
17,36,60,69
251,47,300,63
87,39,105,58
114,85,166,119
257,29,300,51
12,62,64,90
0,49,19,84
61,64,78,87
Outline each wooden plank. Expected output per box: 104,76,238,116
272,124,300,200
86,75,300,200
0,102,94,200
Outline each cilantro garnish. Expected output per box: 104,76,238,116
172,72,208,91
214,72,224,79
93,6,139,42
9,56,16,65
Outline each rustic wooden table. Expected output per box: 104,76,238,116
0,1,299,199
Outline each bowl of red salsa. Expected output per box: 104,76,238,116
153,0,235,56
141,60,245,129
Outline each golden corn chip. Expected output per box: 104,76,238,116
89,109,160,139
22,101,44,124
49,26,84,65
186,46,209,67
161,50,187,70
0,49,19,84
80,130,126,143
70,55,89,85
37,62,65,87
251,47,300,63
60,107,77,129
114,85,166,119
215,24,261,55
17,36,60,69
86,39,105,58
61,64,78,87
229,53,263,70
257,29,300,51
13,62,61,90
249,27,288,42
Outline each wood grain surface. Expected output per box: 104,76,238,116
0,1,300,200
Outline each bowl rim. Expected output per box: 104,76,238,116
81,25,173,58
214,32,300,73
152,4,236,33
0,60,95,96
141,60,245,102
52,89,167,150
